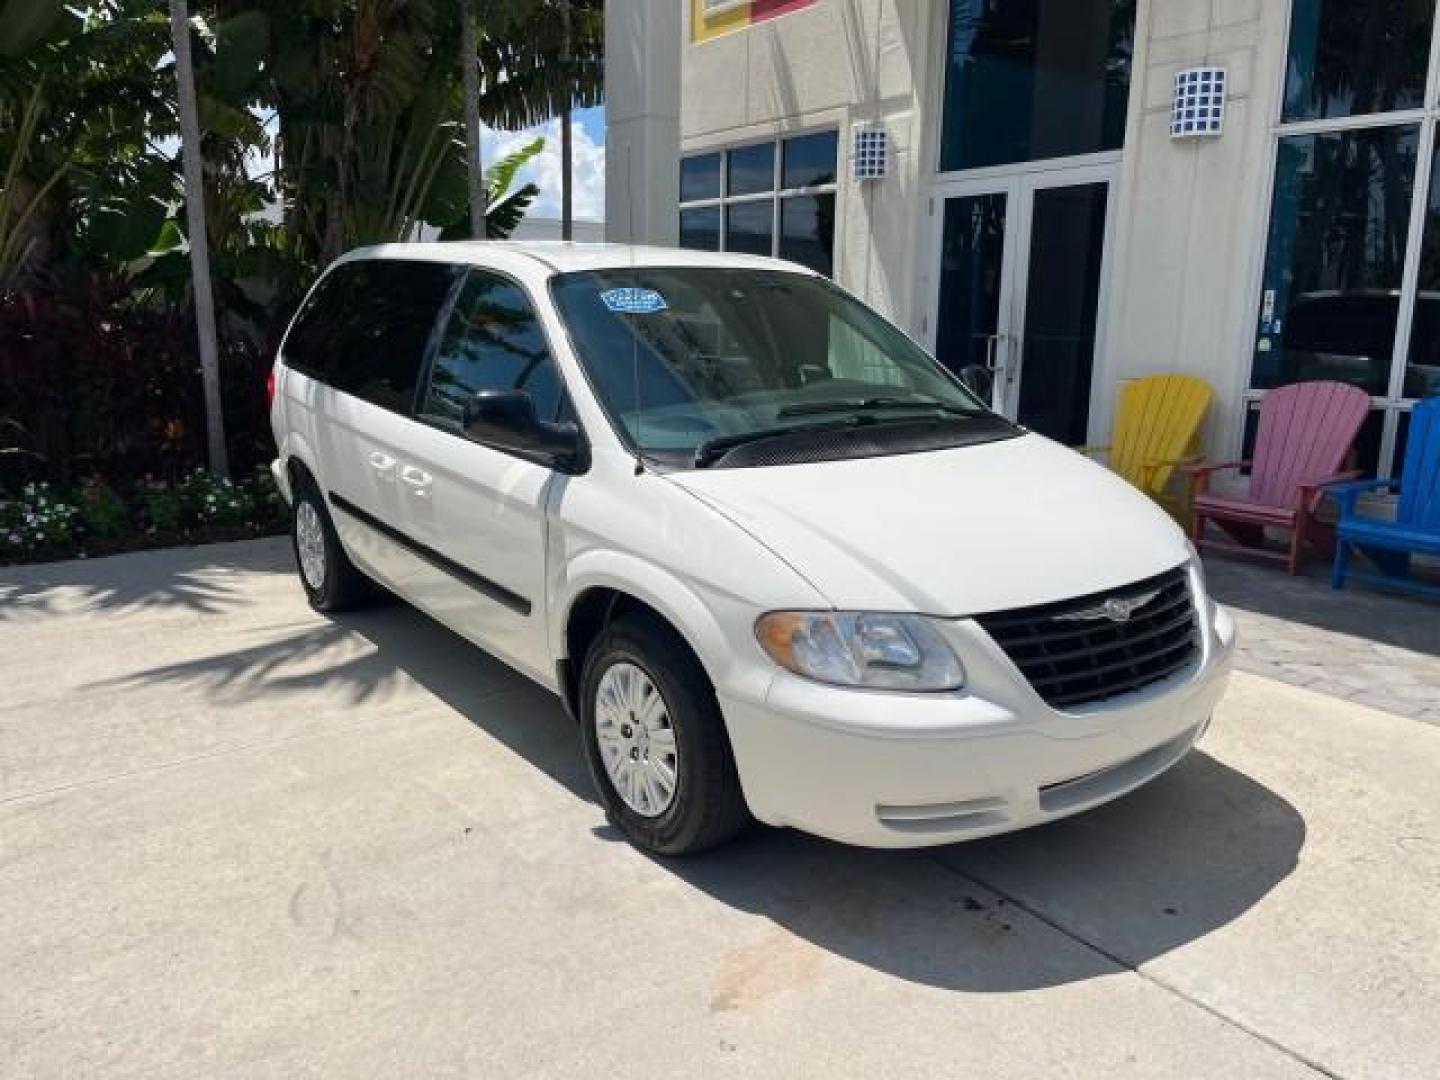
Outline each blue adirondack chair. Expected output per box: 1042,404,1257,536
1328,397,1440,597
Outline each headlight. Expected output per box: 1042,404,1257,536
755,611,965,692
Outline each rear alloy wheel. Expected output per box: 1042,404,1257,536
579,614,749,855
290,476,371,613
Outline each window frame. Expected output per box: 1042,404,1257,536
411,265,587,464
1240,0,1440,480
677,127,841,275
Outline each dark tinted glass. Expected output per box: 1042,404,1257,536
421,272,564,427
283,270,349,381
1395,410,1412,478
728,142,775,196
934,192,1007,383
1406,142,1440,399
782,131,838,189
725,200,774,256
679,206,722,251
326,260,459,412
680,153,721,202
1282,0,1433,122
941,0,1136,171
778,195,835,276
1253,127,1419,394
1015,183,1108,445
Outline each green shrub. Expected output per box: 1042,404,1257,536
138,482,184,537
250,467,288,530
2,482,81,553
77,479,128,539
180,469,253,527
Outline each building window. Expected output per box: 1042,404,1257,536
677,130,838,277
939,0,1137,173
1251,0,1440,478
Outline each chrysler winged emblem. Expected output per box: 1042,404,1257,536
1055,589,1161,625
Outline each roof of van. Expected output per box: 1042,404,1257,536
340,240,817,276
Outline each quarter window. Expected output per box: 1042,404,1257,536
421,271,565,428
677,130,838,277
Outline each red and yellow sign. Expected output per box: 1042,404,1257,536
691,0,818,42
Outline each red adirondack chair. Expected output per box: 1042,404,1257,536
1187,381,1371,575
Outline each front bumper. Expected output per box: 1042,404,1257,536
719,597,1236,849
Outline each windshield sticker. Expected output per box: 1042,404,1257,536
601,287,668,314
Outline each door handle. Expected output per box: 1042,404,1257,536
369,451,397,481
400,465,433,496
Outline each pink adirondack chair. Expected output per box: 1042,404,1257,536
1187,381,1371,575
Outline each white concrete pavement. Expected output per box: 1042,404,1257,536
2,539,1437,1079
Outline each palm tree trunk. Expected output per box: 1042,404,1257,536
461,0,486,238
560,0,573,241
168,0,228,479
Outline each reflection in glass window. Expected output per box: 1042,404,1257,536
680,207,722,252
680,153,722,202
422,272,564,427
1253,127,1419,395
1406,143,1440,399
782,131,839,189
1282,0,1433,122
940,0,1136,172
328,261,462,413
678,132,838,277
779,195,834,276
725,201,774,257
728,142,776,197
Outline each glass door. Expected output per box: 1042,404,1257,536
931,185,1017,410
928,166,1115,444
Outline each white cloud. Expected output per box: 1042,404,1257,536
482,116,606,223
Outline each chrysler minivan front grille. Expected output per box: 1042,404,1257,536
975,566,1199,710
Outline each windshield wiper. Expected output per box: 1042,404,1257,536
693,417,870,468
776,396,988,420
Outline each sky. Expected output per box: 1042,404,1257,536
485,105,606,223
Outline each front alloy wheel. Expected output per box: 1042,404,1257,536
579,614,750,855
594,661,679,817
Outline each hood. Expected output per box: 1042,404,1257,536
666,433,1192,615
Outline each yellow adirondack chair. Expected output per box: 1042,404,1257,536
1082,375,1214,518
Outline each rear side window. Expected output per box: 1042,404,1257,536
283,259,461,413
420,270,565,427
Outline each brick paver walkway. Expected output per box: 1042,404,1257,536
1205,555,1440,726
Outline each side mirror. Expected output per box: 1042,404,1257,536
463,390,586,472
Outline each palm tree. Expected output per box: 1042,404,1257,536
479,0,602,240
460,0,486,237
168,0,227,478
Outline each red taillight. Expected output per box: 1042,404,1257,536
266,366,277,407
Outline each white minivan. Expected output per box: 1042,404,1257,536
270,242,1235,855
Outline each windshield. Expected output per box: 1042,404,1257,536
550,267,1009,467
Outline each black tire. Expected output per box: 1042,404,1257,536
579,614,750,855
290,474,372,613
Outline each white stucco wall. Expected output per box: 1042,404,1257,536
680,0,936,325
1100,0,1288,457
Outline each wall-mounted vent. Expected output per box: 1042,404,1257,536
1172,67,1227,139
